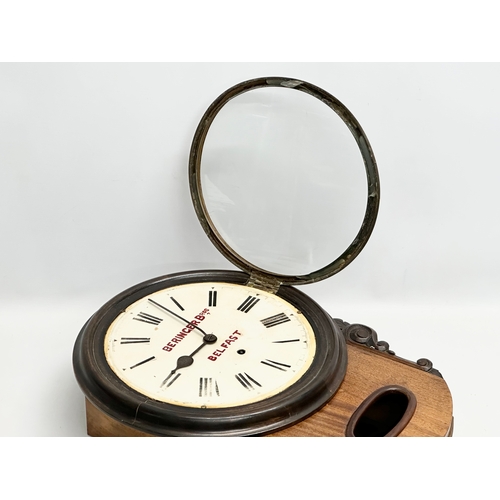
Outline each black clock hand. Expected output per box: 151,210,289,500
161,335,217,388
148,298,210,339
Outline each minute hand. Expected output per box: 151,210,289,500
148,298,211,339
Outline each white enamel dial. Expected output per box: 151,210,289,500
104,281,316,408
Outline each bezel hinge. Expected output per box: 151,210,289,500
246,272,282,294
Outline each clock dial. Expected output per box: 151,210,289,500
74,270,347,436
104,282,316,408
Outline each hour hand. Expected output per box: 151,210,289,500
161,336,218,388
161,355,194,387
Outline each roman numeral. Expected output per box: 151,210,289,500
208,290,218,307
170,296,184,311
261,359,291,371
261,313,291,328
120,337,150,344
237,296,260,313
235,372,261,390
130,356,155,369
199,377,220,397
133,312,163,325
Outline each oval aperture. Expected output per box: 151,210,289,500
346,386,417,437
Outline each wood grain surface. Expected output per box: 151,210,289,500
84,343,453,437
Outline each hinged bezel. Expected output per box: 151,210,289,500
189,76,380,286
246,271,282,294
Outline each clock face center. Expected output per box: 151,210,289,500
104,281,317,409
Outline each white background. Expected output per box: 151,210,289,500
1,63,499,437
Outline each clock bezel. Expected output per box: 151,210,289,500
73,269,347,436
189,76,380,286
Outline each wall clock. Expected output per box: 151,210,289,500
73,77,453,437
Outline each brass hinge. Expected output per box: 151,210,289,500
246,272,282,294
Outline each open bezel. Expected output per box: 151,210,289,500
189,76,380,286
